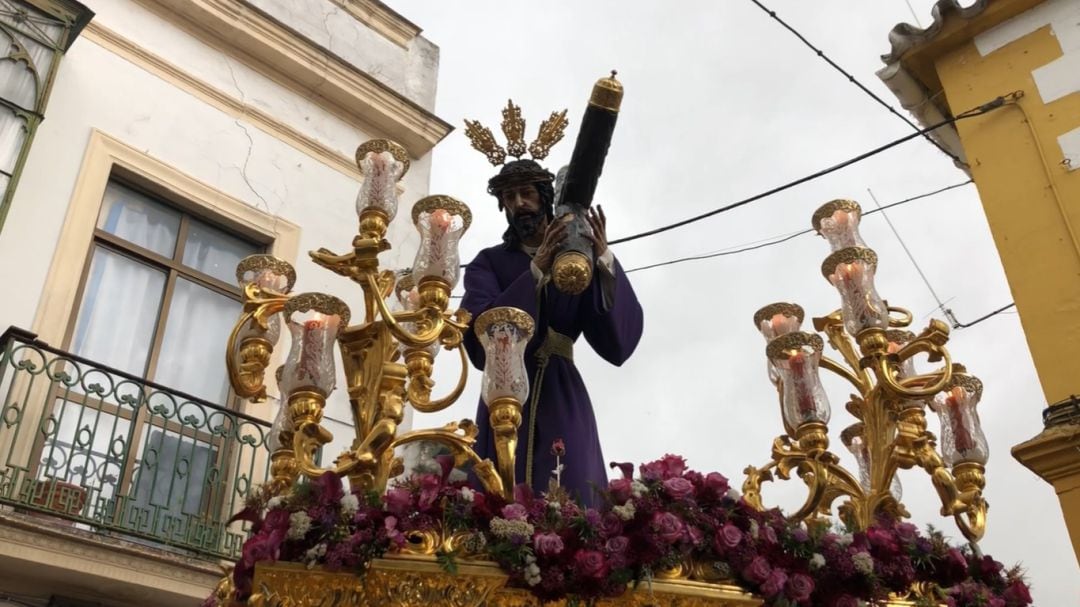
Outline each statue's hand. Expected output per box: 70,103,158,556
585,205,608,257
533,215,571,275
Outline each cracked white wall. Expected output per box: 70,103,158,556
0,0,443,443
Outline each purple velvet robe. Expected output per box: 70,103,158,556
462,243,644,506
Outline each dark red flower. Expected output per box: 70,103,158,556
742,556,772,585
551,438,566,457
608,478,632,504
785,572,815,602
650,511,684,544
574,549,610,579
716,523,743,550
704,472,730,496
534,532,564,556
978,555,1005,579
662,477,695,500
761,568,788,598
1003,579,1033,605
640,454,687,481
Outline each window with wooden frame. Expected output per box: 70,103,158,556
30,177,266,543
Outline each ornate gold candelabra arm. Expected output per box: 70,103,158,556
742,433,866,524
366,273,448,345
814,312,873,392
912,439,988,542
819,355,866,394
287,390,337,479
385,420,504,497
226,285,291,402
405,343,469,413
874,346,953,398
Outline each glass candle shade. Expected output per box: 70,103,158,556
930,374,988,466
841,423,903,500
354,139,409,221
411,195,472,289
475,307,535,405
279,294,351,397
766,332,831,428
812,199,866,251
821,247,889,336
753,303,805,383
236,254,296,294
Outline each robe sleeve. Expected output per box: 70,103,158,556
580,257,643,367
461,249,540,370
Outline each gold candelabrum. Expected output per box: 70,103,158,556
742,199,990,543
225,139,536,501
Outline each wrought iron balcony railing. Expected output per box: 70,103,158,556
0,327,271,560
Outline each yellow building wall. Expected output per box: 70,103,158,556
936,27,1080,405
932,21,1080,560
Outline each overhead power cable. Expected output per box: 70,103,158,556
748,0,960,164
623,180,971,274
951,302,1016,329
607,95,1013,247
866,187,949,316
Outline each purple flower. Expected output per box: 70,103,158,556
704,472,730,496
785,572,815,602
608,478,632,504
762,524,778,545
600,512,624,537
895,521,918,543
661,477,695,500
417,474,441,510
716,523,743,550
640,454,687,481
650,511,685,544
978,555,1004,579
584,508,602,527
791,526,810,543
574,549,610,579
761,568,788,598
1004,579,1033,604
383,488,412,516
533,532,564,556
742,556,772,585
605,535,630,556
609,461,635,480
501,503,528,521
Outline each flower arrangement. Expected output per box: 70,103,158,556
216,451,1031,607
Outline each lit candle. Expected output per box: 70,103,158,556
299,313,326,389
946,387,976,452
786,351,818,417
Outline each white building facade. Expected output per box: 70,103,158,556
0,0,449,604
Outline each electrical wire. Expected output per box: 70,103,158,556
607,95,1010,246
952,302,1016,329
866,187,949,316
624,180,972,274
748,0,959,163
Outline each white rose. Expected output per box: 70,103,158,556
340,493,360,516
810,553,826,570
287,511,312,540
460,487,475,502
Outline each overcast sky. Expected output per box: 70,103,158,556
388,1,1078,602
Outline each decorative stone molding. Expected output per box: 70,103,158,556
132,0,452,158
328,0,422,48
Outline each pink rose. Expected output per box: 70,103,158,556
574,549,610,579
785,572,815,602
533,532,564,556
742,556,772,585
704,472,730,496
501,503,528,521
662,477,695,499
762,524,778,545
867,527,898,555
716,523,742,550
640,454,687,481
608,478,632,504
895,522,918,543
605,535,630,556
650,511,685,544
989,599,1006,607
384,516,405,547
383,488,412,516
761,569,788,598
601,512,624,536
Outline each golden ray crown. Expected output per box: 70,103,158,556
464,100,569,166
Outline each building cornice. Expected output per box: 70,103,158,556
328,0,422,49
132,0,452,159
